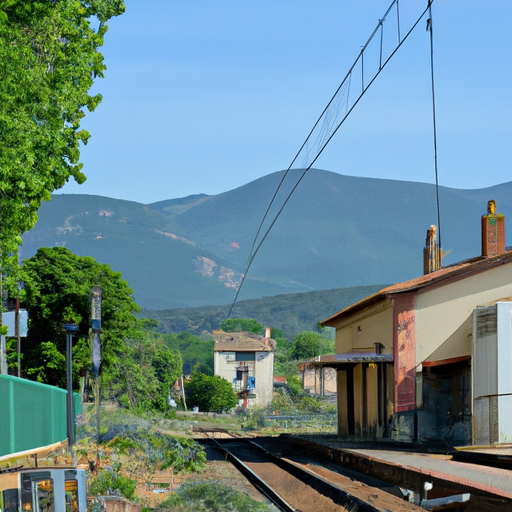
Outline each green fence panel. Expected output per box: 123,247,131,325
0,375,69,456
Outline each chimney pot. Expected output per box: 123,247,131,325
423,224,441,274
482,200,506,257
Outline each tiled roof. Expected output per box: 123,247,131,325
322,250,512,326
213,330,276,352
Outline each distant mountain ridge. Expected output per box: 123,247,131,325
143,284,387,339
21,169,512,310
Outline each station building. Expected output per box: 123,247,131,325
319,200,512,445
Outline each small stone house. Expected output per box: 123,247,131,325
213,329,275,408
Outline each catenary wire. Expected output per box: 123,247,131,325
428,1,442,250
228,0,434,319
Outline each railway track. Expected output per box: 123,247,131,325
199,435,512,512
204,437,423,512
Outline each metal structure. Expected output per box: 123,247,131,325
0,376,67,456
0,467,87,512
230,0,438,318
63,323,79,448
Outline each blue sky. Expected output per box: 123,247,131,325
59,0,512,204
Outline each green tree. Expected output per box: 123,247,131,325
185,372,238,413
20,246,142,387
220,317,264,335
162,332,214,375
104,336,183,411
289,331,334,361
0,0,124,264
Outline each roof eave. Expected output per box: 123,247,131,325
321,250,512,326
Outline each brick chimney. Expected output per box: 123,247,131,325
423,225,441,274
481,200,506,257
265,327,271,338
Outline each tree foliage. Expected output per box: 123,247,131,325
185,372,238,413
162,332,214,375
0,0,124,263
103,336,182,411
289,331,334,361
219,317,264,335
20,246,142,386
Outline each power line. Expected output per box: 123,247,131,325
227,0,434,319
427,2,442,251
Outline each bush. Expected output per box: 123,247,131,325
185,372,238,413
271,393,295,415
296,396,323,414
286,375,303,396
107,432,207,474
88,470,137,500
157,482,270,512
245,409,268,430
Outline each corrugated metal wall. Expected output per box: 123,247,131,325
0,375,68,456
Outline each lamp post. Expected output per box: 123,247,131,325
64,322,79,448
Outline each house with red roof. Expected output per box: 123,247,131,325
319,200,512,445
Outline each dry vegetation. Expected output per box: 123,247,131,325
73,398,335,509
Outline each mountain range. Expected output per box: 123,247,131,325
21,169,512,311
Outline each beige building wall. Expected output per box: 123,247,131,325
366,364,379,428
334,302,393,355
303,367,337,395
415,264,512,365
255,351,274,407
213,351,237,384
214,351,274,408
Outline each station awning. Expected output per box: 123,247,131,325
303,352,394,369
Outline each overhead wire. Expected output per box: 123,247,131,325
228,0,435,319
427,1,442,250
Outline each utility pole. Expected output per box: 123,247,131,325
90,286,102,460
64,322,79,448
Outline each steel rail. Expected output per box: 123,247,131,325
207,437,297,512
209,437,412,512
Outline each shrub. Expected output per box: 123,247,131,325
296,396,323,414
185,372,238,413
157,482,270,512
245,409,268,430
88,470,137,500
286,375,303,396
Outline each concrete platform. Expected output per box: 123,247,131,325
287,436,512,505
346,447,512,499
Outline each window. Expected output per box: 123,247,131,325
21,473,54,512
64,478,78,512
236,352,255,362
1,489,19,512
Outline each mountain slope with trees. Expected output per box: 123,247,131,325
143,284,385,339
22,170,512,310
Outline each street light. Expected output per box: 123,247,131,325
63,322,79,448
